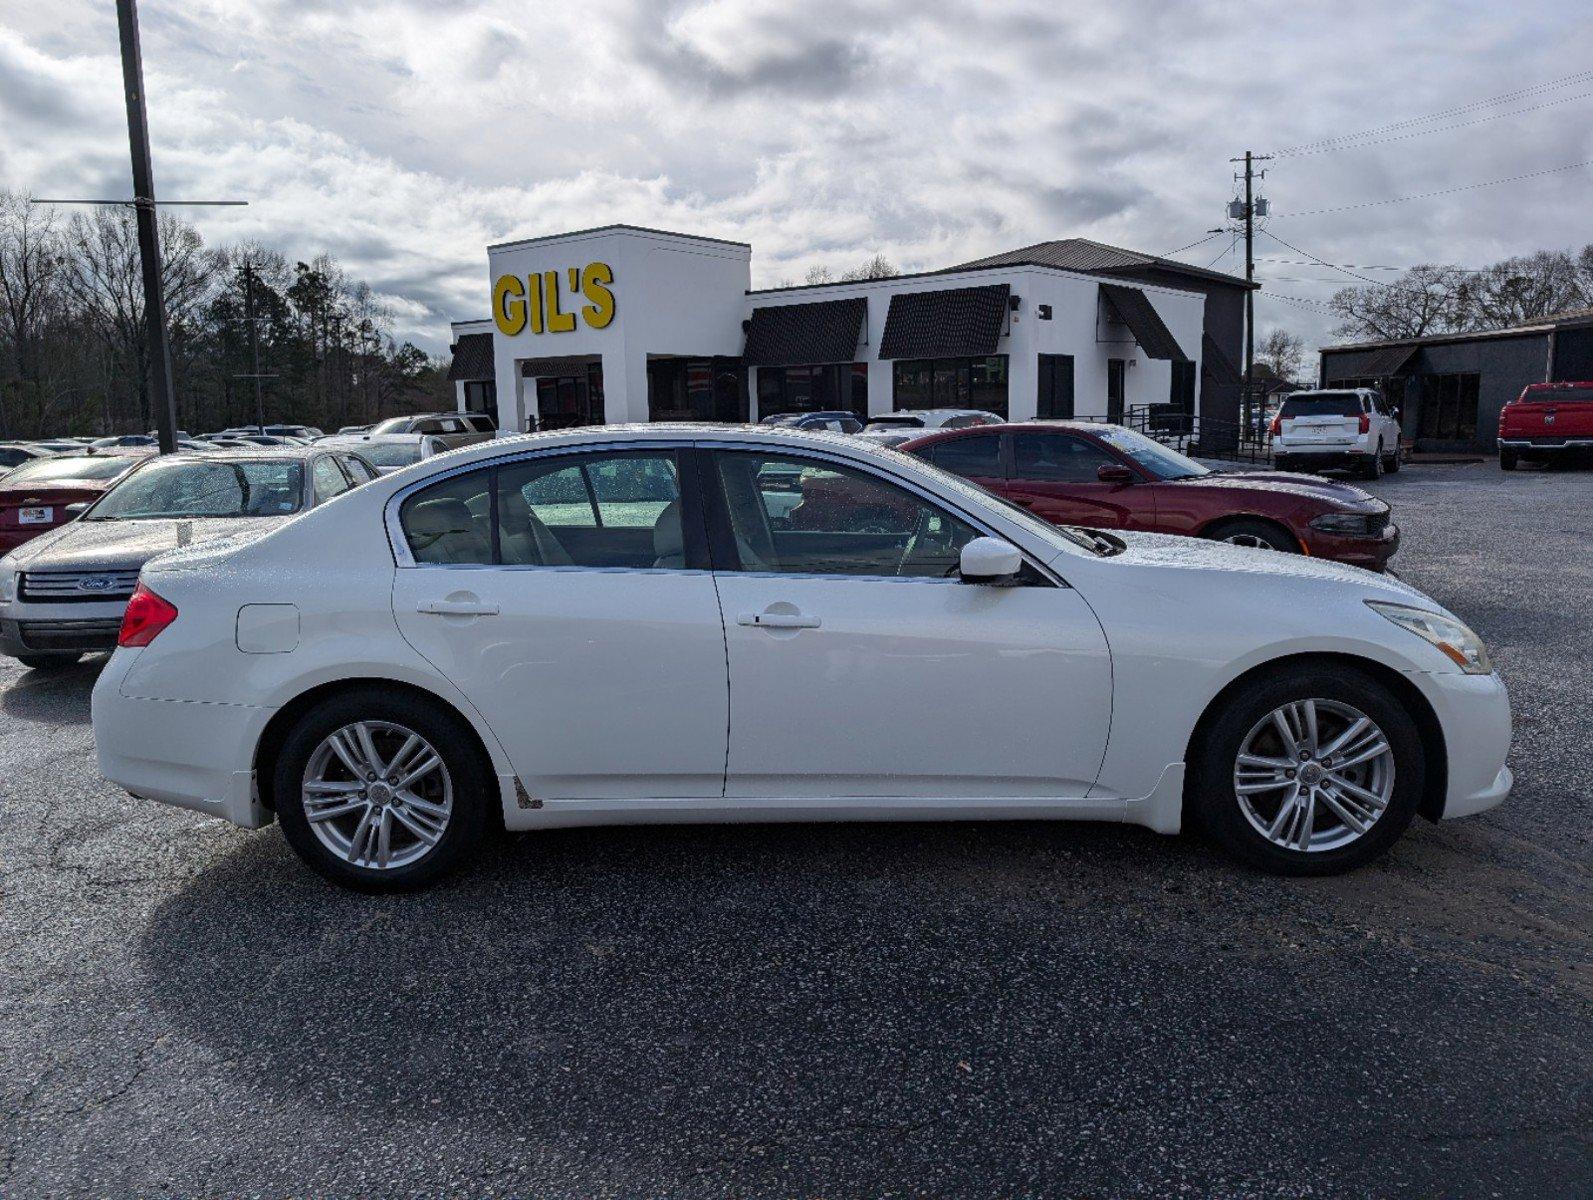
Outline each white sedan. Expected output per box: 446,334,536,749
91,425,1512,890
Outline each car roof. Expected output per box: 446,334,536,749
318,433,428,444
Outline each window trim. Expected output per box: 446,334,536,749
386,440,707,573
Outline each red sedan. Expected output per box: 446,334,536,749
0,454,145,556
897,421,1399,570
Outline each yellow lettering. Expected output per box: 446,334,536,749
528,272,544,334
580,261,616,329
544,270,577,333
492,274,526,336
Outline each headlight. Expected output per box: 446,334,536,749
1309,511,1374,535
1367,601,1492,674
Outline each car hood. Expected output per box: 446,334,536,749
1087,528,1431,602
5,515,291,571
1169,470,1385,510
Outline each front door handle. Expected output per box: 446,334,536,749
417,598,499,616
738,611,821,630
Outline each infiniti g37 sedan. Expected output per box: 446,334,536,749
90,425,1512,890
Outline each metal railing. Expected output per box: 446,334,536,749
1080,400,1274,465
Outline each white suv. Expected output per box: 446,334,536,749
1271,389,1401,479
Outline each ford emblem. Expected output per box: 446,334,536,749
77,576,117,593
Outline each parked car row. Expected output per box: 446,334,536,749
63,423,1509,891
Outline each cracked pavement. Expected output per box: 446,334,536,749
0,461,1589,1198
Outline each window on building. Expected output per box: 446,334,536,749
891,356,1008,417
648,357,746,423
462,380,496,415
755,363,869,419
1169,361,1196,414
1413,373,1480,443
535,363,605,430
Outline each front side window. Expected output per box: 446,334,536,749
88,459,305,520
714,452,979,578
1011,433,1115,483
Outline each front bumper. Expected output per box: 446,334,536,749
92,649,277,829
1304,522,1399,571
1418,668,1513,821
0,596,128,657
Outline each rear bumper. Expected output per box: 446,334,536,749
92,650,277,829
1498,437,1593,451
1273,448,1370,470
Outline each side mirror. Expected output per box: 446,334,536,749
1097,463,1137,485
958,536,1024,585
64,502,90,517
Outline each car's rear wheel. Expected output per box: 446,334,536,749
1189,664,1423,875
274,689,493,891
1499,449,1518,471
1383,446,1401,473
15,652,83,671
1361,448,1384,479
1206,518,1299,553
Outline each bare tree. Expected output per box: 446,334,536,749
803,264,834,285
1463,249,1588,329
1256,329,1305,383
0,192,66,437
840,253,898,282
1329,265,1470,341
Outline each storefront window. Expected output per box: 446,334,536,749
755,363,868,419
534,363,604,430
648,357,747,423
892,356,1008,417
462,381,496,415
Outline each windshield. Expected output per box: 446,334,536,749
0,455,140,486
1515,386,1593,404
1093,426,1211,481
865,416,925,430
354,442,423,468
1281,393,1361,418
371,417,411,434
88,459,304,520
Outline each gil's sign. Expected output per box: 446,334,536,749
493,263,615,336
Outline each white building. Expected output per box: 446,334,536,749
448,225,1251,435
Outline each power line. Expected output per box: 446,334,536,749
1160,231,1225,258
1271,159,1593,217
1259,229,1383,285
1273,89,1593,158
1204,235,1240,269
1270,68,1593,155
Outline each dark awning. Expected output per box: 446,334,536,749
447,332,495,382
1098,284,1188,361
878,284,1010,360
1360,342,1420,377
519,355,600,377
743,297,867,367
1201,332,1242,385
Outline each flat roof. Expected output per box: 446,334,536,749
1324,307,1593,354
488,223,752,254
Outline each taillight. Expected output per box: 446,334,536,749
1269,414,1282,436
1358,413,1370,434
118,581,178,647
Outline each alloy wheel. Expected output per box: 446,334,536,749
301,720,453,870
1232,698,1395,853
1222,533,1276,550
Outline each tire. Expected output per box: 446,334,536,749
16,652,83,671
1383,447,1400,473
1206,518,1299,553
1499,449,1518,471
1272,454,1291,472
1361,448,1383,479
273,688,494,891
1188,663,1424,876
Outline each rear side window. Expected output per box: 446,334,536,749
1281,394,1361,418
400,471,492,564
923,434,1002,479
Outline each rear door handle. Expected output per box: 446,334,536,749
417,599,499,616
738,611,821,629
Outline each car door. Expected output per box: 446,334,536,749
1004,431,1152,530
705,445,1112,800
389,446,730,800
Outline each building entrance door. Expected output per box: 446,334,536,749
1107,359,1127,423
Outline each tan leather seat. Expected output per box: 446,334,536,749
498,487,573,566
405,497,490,564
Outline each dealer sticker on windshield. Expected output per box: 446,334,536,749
19,507,52,524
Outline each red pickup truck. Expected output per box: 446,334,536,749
1498,382,1593,469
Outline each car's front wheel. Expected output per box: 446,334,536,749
274,689,494,890
1206,518,1299,553
1189,664,1424,875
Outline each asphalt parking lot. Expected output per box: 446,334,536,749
1,461,1589,1199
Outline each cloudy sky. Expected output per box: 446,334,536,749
3,0,1590,353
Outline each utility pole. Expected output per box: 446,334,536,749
116,0,179,454
235,262,276,432
1229,149,1272,432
